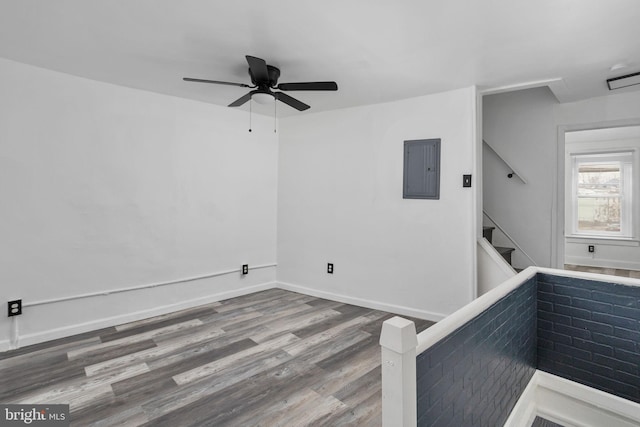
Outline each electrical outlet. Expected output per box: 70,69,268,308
588,245,595,253
327,263,334,274
242,264,249,275
8,300,22,317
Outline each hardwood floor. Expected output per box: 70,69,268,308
564,264,640,279
0,289,434,426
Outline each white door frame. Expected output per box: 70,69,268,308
553,118,640,269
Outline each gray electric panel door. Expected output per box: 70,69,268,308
403,138,441,199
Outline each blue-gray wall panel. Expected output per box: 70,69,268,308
536,273,640,404
416,277,537,426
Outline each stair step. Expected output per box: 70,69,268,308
482,226,496,244
494,246,515,265
494,246,514,255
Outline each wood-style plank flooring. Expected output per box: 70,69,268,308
0,289,434,426
564,264,640,279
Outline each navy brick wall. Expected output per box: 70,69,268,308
416,277,537,427
537,273,640,404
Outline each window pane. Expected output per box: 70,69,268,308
577,196,620,232
577,162,620,198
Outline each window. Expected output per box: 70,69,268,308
571,152,633,238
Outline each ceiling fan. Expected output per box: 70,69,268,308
183,55,338,111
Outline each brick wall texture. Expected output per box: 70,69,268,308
416,273,640,426
537,273,640,403
416,277,537,426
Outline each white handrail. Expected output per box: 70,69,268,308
417,266,537,354
483,139,528,184
484,210,538,267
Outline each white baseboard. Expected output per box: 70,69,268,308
1,279,445,353
535,371,640,427
276,281,446,322
505,371,640,427
0,281,276,353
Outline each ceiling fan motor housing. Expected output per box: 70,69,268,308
249,64,280,88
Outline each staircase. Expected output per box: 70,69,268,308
483,226,515,267
482,140,534,272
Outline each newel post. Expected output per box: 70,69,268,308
379,316,418,427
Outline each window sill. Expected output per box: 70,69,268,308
565,236,640,247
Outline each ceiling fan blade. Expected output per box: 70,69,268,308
183,77,252,88
246,56,269,82
276,82,338,91
275,92,310,111
228,91,254,107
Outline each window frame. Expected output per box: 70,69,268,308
569,151,634,239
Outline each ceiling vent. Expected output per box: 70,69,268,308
607,71,640,90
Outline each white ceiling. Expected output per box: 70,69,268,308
1,0,640,116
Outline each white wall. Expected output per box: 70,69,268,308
277,88,477,320
555,90,640,126
483,87,558,268
0,58,278,350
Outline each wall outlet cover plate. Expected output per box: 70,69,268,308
8,300,22,317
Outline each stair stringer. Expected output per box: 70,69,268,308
477,237,517,296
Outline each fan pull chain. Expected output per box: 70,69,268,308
274,96,277,133
248,99,252,132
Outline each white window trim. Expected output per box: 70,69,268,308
566,150,635,240
565,236,640,246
